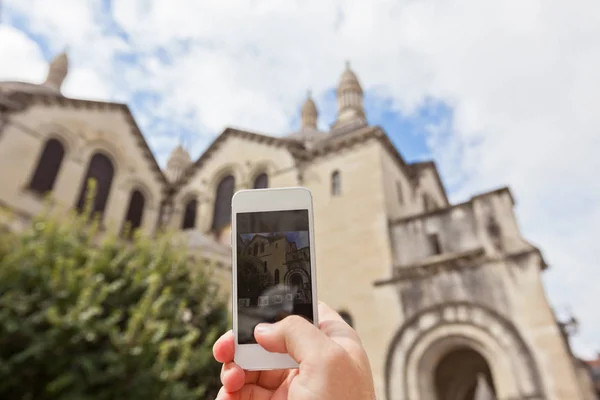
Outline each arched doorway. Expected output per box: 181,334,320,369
386,303,545,400
289,273,303,288
434,347,496,400
284,269,311,305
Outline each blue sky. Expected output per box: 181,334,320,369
240,232,309,250
1,0,599,359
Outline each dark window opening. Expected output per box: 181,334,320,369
122,189,145,238
290,274,302,288
331,170,341,196
253,172,268,189
29,138,65,194
75,152,114,220
396,181,404,204
428,233,442,255
212,175,235,232
260,243,265,253
339,311,354,328
423,194,437,212
274,269,280,284
182,198,198,230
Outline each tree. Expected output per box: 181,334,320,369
0,183,229,400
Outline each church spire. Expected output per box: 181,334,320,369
166,143,192,183
301,90,318,129
333,61,366,129
43,51,69,92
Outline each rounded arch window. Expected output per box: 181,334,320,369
212,175,235,232
331,170,341,196
182,197,198,230
75,152,115,220
29,137,66,194
120,189,146,238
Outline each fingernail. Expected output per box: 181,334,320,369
255,323,272,334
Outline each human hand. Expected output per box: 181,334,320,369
213,301,376,400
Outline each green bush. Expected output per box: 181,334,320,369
0,196,229,399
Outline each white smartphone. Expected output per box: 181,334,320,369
231,187,319,370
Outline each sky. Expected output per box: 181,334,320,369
240,232,310,250
1,0,599,358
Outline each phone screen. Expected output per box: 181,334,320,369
235,209,314,344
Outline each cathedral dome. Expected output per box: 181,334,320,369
300,91,318,130
338,61,363,95
166,144,192,183
301,95,317,117
169,144,192,163
286,91,326,147
332,61,366,130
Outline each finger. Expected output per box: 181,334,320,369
254,315,331,363
213,330,235,363
256,368,289,390
220,362,261,386
317,302,360,342
216,383,274,400
317,302,368,364
220,362,246,392
317,301,347,324
318,302,358,337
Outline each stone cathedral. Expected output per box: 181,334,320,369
0,53,596,400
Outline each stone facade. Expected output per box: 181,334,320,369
0,53,595,400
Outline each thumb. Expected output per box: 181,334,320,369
254,315,331,363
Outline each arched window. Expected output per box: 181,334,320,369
122,189,145,237
181,198,198,230
253,172,268,189
339,310,354,328
274,269,280,284
28,138,65,194
212,175,235,232
75,152,115,220
331,170,341,196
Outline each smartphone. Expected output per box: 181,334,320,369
231,187,319,370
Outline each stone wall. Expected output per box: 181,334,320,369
171,135,298,235
386,188,586,400
304,139,403,399
0,103,166,236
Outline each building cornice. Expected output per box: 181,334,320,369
374,248,486,285
6,90,451,206
2,92,169,190
171,127,307,191
374,247,546,287
388,186,514,226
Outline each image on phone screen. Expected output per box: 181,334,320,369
236,209,314,345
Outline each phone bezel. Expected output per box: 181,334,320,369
231,187,319,370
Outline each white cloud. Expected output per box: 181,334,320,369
2,0,599,358
0,26,46,82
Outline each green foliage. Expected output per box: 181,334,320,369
0,188,229,400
